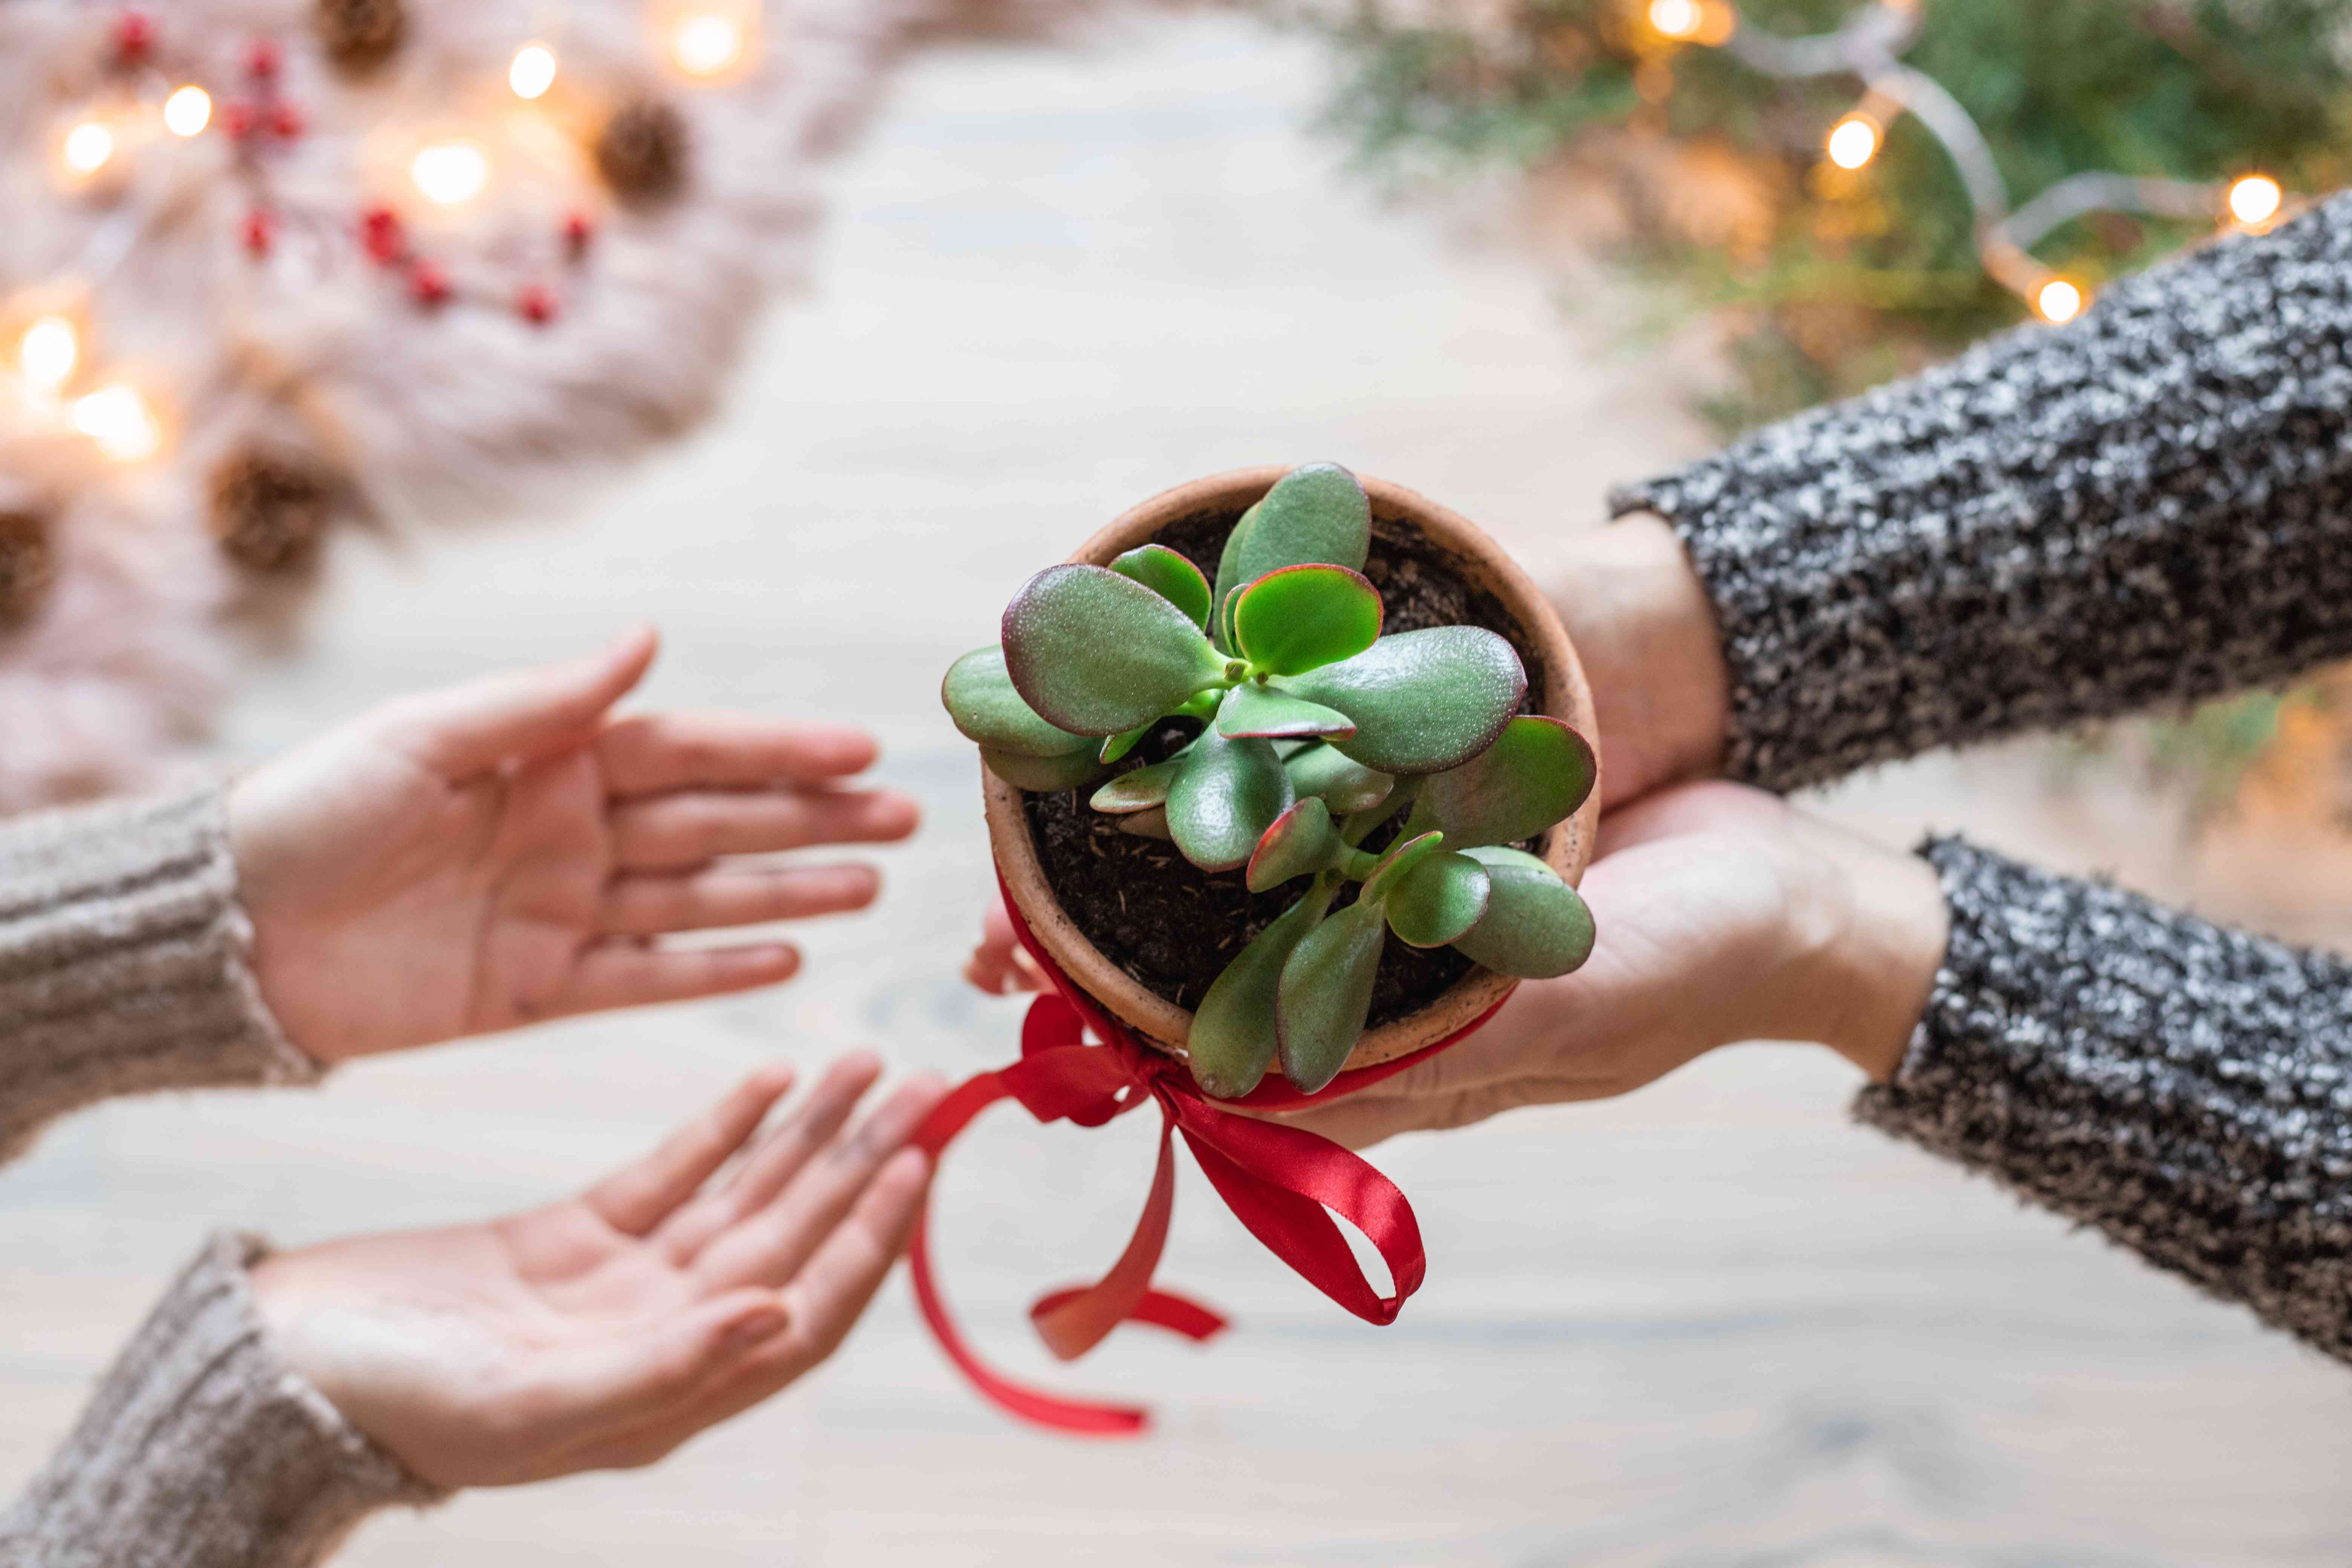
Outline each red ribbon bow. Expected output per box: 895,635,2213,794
908,882,1511,1435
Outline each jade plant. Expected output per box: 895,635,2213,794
943,463,1597,1098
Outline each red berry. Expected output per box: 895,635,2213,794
361,205,404,263
242,210,273,256
247,38,281,79
222,101,256,139
269,103,303,139
410,263,451,306
114,11,154,60
517,285,557,325
562,212,594,256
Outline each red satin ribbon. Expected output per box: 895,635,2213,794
908,880,1512,1436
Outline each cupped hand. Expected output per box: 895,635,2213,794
250,1056,946,1486
1273,782,1948,1149
229,628,921,1062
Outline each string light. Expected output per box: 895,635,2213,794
70,384,160,462
16,316,79,392
1825,115,1879,170
509,43,557,99
2035,278,2084,324
2228,174,2282,226
1647,0,1703,40
671,12,744,76
163,85,211,137
410,140,490,206
62,122,115,176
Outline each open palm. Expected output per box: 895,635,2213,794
251,1056,945,1486
229,629,920,1061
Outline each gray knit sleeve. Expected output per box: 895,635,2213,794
1613,190,2352,794
0,1233,442,1566
1859,838,2352,1360
0,786,320,1165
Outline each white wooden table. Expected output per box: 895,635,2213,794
6,14,2350,1563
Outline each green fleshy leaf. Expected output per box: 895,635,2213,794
943,647,1095,759
1188,884,1335,1099
1165,724,1294,873
1002,565,1230,737
1384,851,1491,948
1451,847,1595,978
1210,501,1262,656
1234,463,1371,582
1090,753,1188,814
1099,723,1153,766
1361,828,1446,902
1216,681,1357,741
1247,796,1343,893
1282,743,1395,816
1276,896,1386,1093
1118,805,1173,840
1232,564,1383,677
1281,627,1527,775
1420,717,1596,848
1110,544,1213,631
980,746,1110,792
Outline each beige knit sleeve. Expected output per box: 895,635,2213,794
0,1234,444,1566
0,785,321,1165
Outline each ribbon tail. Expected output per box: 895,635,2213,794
1029,1109,1230,1360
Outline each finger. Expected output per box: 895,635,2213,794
384,627,659,778
524,1286,790,1464
610,789,922,871
598,713,882,798
569,1148,931,1472
690,1075,946,1295
963,903,1046,995
1275,1086,1502,1150
602,864,882,936
585,1064,797,1234
547,940,803,1019
661,1053,884,1259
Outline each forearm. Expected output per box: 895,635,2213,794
1860,839,2352,1360
1613,190,2352,793
0,786,318,1165
0,1234,440,1567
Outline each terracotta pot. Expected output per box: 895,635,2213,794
983,467,1599,1074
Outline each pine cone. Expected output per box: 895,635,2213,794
0,511,54,628
595,98,689,204
315,0,403,68
210,453,335,572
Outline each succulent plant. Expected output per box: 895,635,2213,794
945,463,1597,1098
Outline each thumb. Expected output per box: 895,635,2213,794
387,626,658,777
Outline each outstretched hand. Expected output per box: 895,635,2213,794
251,1056,945,1486
229,628,920,1062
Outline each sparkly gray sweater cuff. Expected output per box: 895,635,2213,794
1612,188,2352,796
1858,838,2352,1362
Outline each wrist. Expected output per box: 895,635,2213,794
1804,829,1948,1081
1550,511,1730,801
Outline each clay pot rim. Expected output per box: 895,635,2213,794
981,466,1599,1073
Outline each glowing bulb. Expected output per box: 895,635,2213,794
2036,279,2084,325
509,43,557,98
63,122,114,176
2228,174,2282,226
17,316,78,391
1826,116,1879,170
72,384,160,462
164,85,212,137
1646,0,1702,38
671,13,742,75
410,141,490,206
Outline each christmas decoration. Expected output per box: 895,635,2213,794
1316,0,2352,425
0,0,1021,808
0,511,55,626
595,95,691,201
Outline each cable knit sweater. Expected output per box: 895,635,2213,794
1614,188,2352,1362
0,789,436,1566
